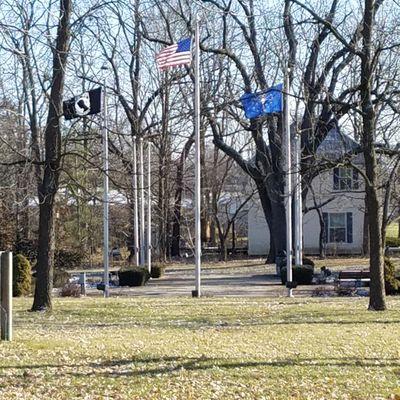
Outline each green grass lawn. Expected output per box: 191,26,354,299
387,223,399,239
1,297,400,399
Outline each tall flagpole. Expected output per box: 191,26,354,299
139,137,145,265
193,15,201,297
294,134,303,266
147,141,152,273
132,136,139,266
284,68,293,298
102,79,110,298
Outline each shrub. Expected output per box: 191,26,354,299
281,265,314,285
118,267,150,287
302,257,315,267
385,237,400,247
53,269,70,288
384,258,400,295
55,250,84,270
12,254,32,297
60,283,81,297
151,263,166,279
275,256,315,272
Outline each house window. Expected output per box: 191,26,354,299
333,167,359,190
323,212,353,243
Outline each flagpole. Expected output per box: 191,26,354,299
193,15,201,297
132,136,139,266
102,77,110,298
284,68,293,298
147,141,152,273
139,137,145,265
294,134,303,266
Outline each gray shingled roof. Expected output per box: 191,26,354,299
316,128,360,159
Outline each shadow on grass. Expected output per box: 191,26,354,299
1,356,399,379
13,314,400,330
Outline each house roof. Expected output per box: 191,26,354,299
316,128,360,159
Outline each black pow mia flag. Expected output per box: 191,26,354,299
63,87,102,120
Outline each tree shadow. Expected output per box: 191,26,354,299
2,356,399,380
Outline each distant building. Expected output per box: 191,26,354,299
248,128,366,256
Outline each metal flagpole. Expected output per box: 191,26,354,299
299,166,303,262
294,134,301,266
295,134,303,265
193,15,201,297
284,69,293,298
139,137,145,265
147,141,152,273
132,136,140,266
102,80,110,298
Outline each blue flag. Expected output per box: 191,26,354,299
240,84,283,119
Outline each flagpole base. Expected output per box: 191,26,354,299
192,290,200,298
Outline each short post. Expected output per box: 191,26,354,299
1,251,13,341
79,272,86,296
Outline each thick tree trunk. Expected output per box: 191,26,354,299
32,0,71,311
361,0,386,311
33,197,56,310
257,183,285,263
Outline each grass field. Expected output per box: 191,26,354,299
387,223,399,239
0,297,399,399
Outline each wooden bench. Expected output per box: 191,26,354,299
337,270,370,288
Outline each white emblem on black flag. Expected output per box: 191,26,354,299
75,93,91,116
63,87,102,120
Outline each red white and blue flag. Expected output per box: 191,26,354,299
156,38,192,70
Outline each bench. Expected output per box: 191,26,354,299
337,270,370,288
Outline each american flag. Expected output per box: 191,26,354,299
156,38,192,70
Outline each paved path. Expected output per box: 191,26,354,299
87,261,320,298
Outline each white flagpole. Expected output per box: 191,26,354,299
294,134,300,266
139,137,145,265
284,69,293,298
294,134,303,266
132,136,139,266
193,15,201,297
102,80,110,298
147,141,152,273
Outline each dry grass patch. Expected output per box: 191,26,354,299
0,297,399,399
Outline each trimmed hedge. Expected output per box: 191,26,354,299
151,264,166,279
118,267,150,287
302,257,315,267
384,258,400,295
13,254,32,297
281,265,314,285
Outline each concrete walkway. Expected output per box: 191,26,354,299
90,260,318,298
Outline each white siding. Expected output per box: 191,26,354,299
248,168,365,256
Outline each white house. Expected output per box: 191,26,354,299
248,129,366,256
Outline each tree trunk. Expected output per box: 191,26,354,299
316,208,326,259
363,208,370,256
257,183,283,263
32,0,71,311
231,219,236,254
361,0,386,311
171,136,194,257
